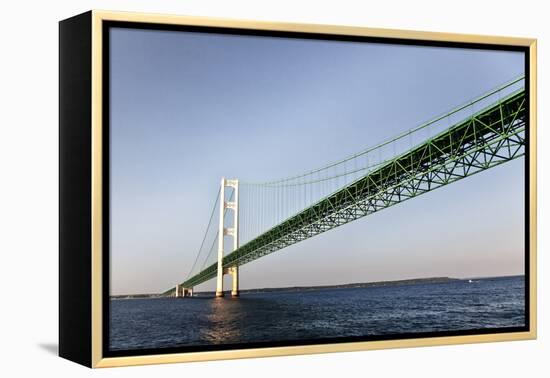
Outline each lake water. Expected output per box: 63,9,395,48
109,275,525,352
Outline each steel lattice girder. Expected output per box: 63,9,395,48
178,89,526,290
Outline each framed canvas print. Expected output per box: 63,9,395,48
59,10,537,368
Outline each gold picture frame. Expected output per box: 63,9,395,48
59,9,537,368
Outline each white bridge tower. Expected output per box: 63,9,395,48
216,178,240,297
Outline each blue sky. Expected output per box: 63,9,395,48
109,27,525,295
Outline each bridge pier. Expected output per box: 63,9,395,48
174,284,194,298
216,266,239,297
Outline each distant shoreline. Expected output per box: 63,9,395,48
110,274,524,300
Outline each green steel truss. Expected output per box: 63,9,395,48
177,89,526,291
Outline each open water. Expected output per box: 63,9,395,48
109,275,525,351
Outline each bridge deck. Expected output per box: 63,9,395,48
171,88,525,292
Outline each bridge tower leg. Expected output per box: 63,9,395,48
230,266,239,297
216,178,226,297
230,178,239,297
215,177,240,298
175,284,180,298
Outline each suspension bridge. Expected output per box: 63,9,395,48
166,76,526,298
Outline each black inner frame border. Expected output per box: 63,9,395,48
101,20,531,358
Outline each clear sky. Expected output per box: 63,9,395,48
109,27,525,295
